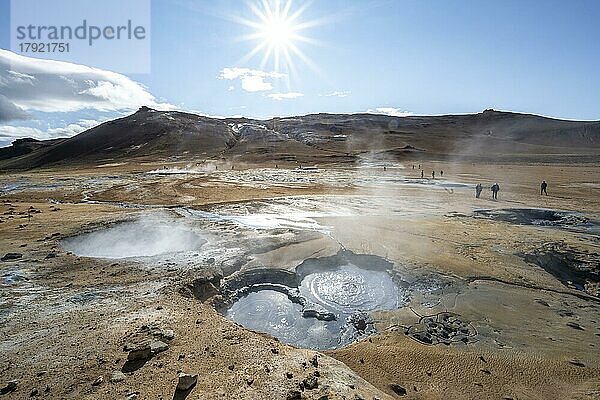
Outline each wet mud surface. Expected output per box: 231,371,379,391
473,208,599,236
522,244,600,297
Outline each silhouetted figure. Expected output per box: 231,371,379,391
384,166,387,171
440,170,443,177
432,171,435,179
491,183,500,200
412,165,415,170
475,183,483,198
421,170,424,178
418,164,421,169
541,180,548,195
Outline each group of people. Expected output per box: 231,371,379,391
475,183,500,199
474,180,548,200
414,166,443,179
412,164,549,200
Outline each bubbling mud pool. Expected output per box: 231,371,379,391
61,218,205,259
226,264,400,350
222,251,449,350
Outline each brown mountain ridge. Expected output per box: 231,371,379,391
1,107,599,170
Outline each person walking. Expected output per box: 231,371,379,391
540,180,548,195
491,183,500,200
432,171,435,179
440,170,444,177
421,170,424,178
475,183,483,198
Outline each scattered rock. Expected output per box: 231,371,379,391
569,359,585,367
125,393,139,400
126,343,152,361
1,380,18,395
29,388,39,397
1,253,23,261
150,340,169,354
566,322,585,331
176,373,197,391
303,374,318,390
310,354,318,367
36,371,47,377
228,364,235,371
390,384,407,396
159,329,175,341
44,253,56,259
92,376,103,386
286,372,293,379
110,371,126,383
287,390,302,400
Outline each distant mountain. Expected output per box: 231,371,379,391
1,107,599,170
0,137,65,161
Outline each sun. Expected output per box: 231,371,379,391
236,0,318,74
260,13,294,46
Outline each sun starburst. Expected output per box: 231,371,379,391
236,0,319,76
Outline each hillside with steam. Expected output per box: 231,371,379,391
1,107,599,169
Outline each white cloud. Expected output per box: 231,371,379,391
0,49,175,115
0,126,50,140
241,75,273,92
47,119,103,136
0,119,105,145
320,90,351,98
367,107,413,117
218,67,286,92
0,94,30,121
267,92,304,100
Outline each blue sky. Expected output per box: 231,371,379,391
1,0,599,146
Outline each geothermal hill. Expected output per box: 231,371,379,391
1,107,599,169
